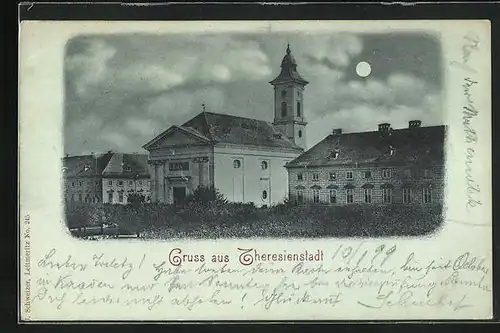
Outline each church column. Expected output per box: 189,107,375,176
194,157,209,188
148,161,157,202
158,161,165,203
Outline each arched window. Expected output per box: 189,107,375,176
297,102,301,117
281,102,287,117
298,130,302,138
262,190,268,200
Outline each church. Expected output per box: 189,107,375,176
143,45,307,206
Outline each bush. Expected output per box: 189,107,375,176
64,196,444,239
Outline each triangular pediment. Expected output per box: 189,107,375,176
143,126,211,150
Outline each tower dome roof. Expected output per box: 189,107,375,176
270,44,308,86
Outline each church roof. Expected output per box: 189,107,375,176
181,111,303,150
286,124,446,168
143,111,303,151
270,44,309,86
62,152,149,178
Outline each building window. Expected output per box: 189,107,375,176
403,188,412,204
129,180,133,185
298,130,302,138
329,172,336,180
382,169,392,179
108,192,113,203
108,180,112,186
118,192,124,203
139,180,143,186
346,171,353,180
383,188,393,203
262,190,268,200
297,191,304,204
261,161,268,170
329,190,337,204
281,89,287,98
233,159,241,168
423,169,431,178
297,102,301,117
364,188,372,203
312,173,319,181
313,189,320,204
78,181,82,186
364,171,372,179
71,182,75,187
297,173,303,181
118,180,124,186
346,189,354,203
281,101,287,117
423,187,432,203
95,197,100,203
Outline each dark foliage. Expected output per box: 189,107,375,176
65,195,444,239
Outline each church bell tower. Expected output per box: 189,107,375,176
270,44,309,151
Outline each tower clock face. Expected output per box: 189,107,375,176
281,89,287,98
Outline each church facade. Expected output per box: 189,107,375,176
143,45,307,206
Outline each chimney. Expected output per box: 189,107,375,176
378,123,391,132
409,120,422,129
332,128,342,136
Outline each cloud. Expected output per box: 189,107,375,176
66,39,117,97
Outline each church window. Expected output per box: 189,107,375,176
346,171,353,180
281,102,287,117
108,192,113,203
233,159,241,168
297,173,303,181
297,102,301,117
108,180,112,186
262,190,268,200
261,161,268,170
298,130,302,138
312,173,319,181
118,192,124,203
118,180,124,186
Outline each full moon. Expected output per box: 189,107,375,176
356,61,372,78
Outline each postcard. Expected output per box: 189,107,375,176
18,20,492,321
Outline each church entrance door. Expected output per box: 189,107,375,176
173,187,187,206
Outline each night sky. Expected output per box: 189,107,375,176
64,32,443,155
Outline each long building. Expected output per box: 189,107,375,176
285,121,446,205
62,152,151,204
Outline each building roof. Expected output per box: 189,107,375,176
62,152,149,178
269,44,309,86
286,124,446,168
143,111,303,151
